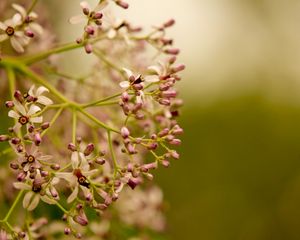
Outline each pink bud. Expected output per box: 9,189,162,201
163,19,175,28
68,143,76,151
116,0,129,9
84,143,94,156
164,48,180,55
121,126,130,138
5,101,14,108
171,64,186,73
169,139,181,145
25,30,34,38
127,178,141,189
84,44,93,54
0,135,9,142
162,160,170,168
14,90,23,103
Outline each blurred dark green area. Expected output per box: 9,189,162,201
156,91,300,240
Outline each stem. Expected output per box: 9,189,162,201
93,49,125,75
41,107,64,137
83,92,122,108
27,0,39,14
22,36,105,65
72,109,77,144
3,190,24,222
78,108,120,133
107,130,118,177
55,202,69,215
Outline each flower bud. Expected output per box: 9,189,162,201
73,215,88,226
127,178,141,189
116,0,129,9
163,19,175,28
84,44,93,54
51,164,60,170
84,143,94,156
25,30,34,38
68,143,76,152
0,135,9,142
5,101,14,108
14,90,24,103
164,48,180,55
95,157,105,165
121,126,130,138
169,139,181,145
41,122,50,130
64,228,71,235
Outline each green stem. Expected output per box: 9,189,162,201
83,92,122,108
107,130,119,178
78,108,120,133
41,107,64,137
27,0,39,14
55,202,69,215
72,109,77,144
3,190,24,222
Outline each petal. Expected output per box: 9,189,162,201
55,172,74,183
79,152,89,171
40,195,56,205
107,29,117,39
148,65,162,75
0,22,7,30
29,23,43,35
8,110,20,119
13,182,31,190
36,86,49,96
71,152,79,169
27,105,41,115
28,85,35,96
80,185,90,198
144,75,160,83
23,191,34,208
0,34,8,42
80,1,90,10
119,81,130,88
10,37,24,53
67,186,79,203
13,100,26,115
51,177,60,185
122,68,134,79
37,96,53,106
12,13,22,26
38,155,52,161
69,15,86,25
84,169,98,177
31,117,43,123
27,194,40,211
12,4,27,18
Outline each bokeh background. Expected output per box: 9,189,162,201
32,0,300,239
2,0,300,239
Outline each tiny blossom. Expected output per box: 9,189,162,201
8,101,42,131
13,171,58,211
56,149,97,203
0,4,42,52
0,13,25,52
27,85,53,105
14,145,52,172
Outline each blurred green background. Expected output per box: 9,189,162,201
31,0,300,239
3,0,300,239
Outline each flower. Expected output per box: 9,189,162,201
56,150,97,203
8,101,42,131
0,4,43,53
15,145,52,172
27,85,53,105
13,171,59,211
0,13,26,52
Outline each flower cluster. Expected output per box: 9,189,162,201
0,0,184,239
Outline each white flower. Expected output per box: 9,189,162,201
15,145,52,172
56,151,97,203
8,101,42,131
13,172,59,211
28,85,53,106
0,13,27,52
0,4,43,53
